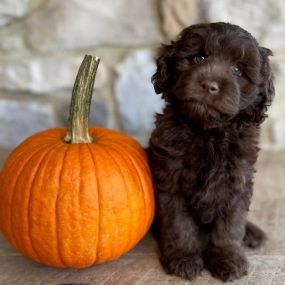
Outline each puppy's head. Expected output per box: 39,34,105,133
152,22,274,126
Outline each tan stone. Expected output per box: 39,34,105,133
160,0,200,40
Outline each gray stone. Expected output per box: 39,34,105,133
0,0,31,26
275,57,285,97
0,100,56,148
25,0,160,52
202,0,285,51
115,49,164,134
260,119,274,148
267,57,285,149
272,118,285,149
0,55,107,94
260,59,285,150
160,0,200,39
0,27,25,51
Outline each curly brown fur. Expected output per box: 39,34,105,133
147,22,274,282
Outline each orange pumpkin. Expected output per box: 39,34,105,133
0,55,154,268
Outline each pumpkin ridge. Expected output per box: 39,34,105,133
11,143,59,262
104,144,148,242
55,143,70,267
86,144,100,264
103,141,154,228
99,141,151,181
34,142,70,266
96,144,133,258
100,139,148,164
78,145,83,255
106,141,152,178
2,147,40,247
96,135,141,149
90,144,122,261
0,141,58,240
123,145,154,233
110,142,154,232
27,142,65,265
1,140,61,178
5,143,56,248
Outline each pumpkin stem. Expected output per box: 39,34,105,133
64,55,100,144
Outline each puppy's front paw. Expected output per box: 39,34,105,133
161,254,204,280
204,246,249,282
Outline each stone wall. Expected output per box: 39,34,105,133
0,0,284,152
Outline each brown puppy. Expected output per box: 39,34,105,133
147,22,274,282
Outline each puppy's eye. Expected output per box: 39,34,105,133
232,66,242,77
193,55,206,64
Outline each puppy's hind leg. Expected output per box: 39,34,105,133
243,221,267,249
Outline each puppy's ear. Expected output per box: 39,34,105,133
259,46,275,104
255,46,275,123
152,42,176,94
242,47,275,124
259,46,273,57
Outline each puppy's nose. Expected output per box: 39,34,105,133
200,80,219,95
